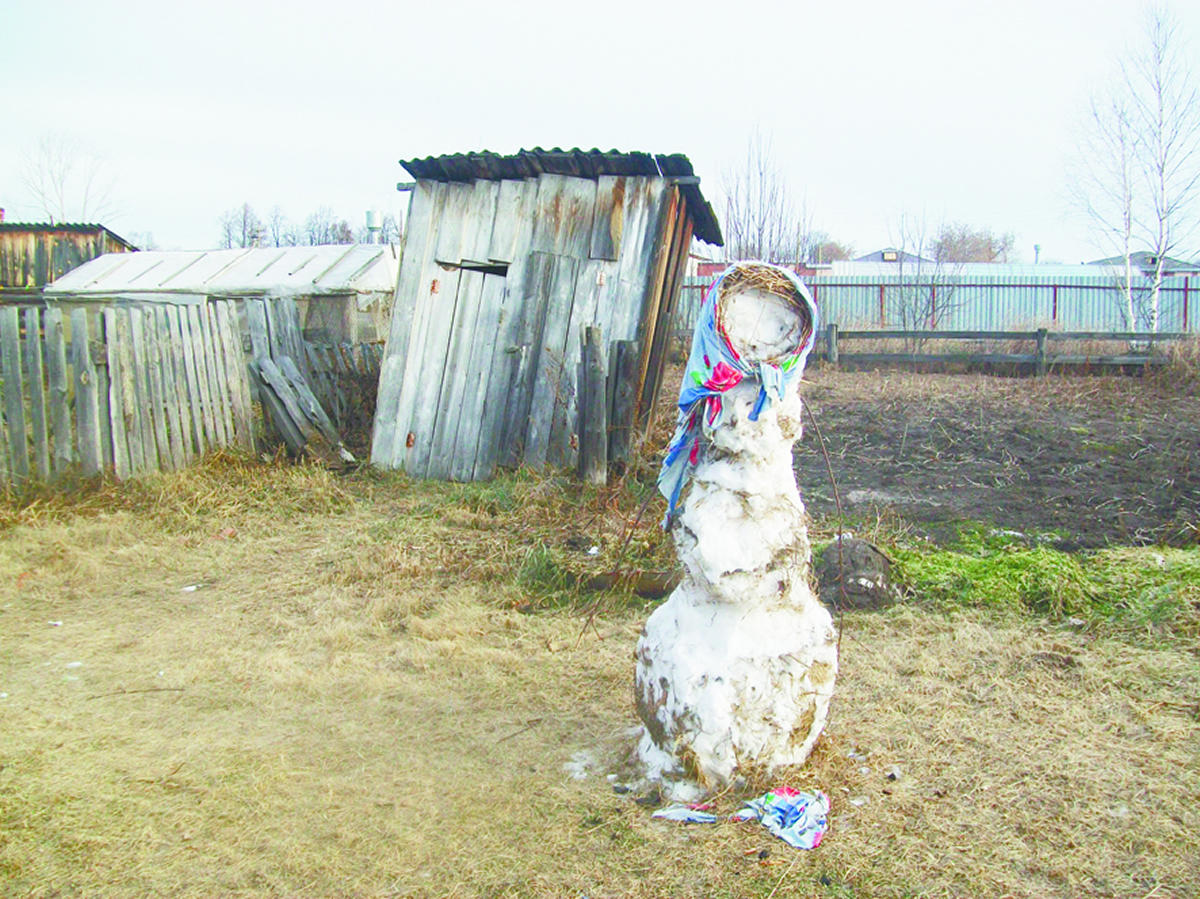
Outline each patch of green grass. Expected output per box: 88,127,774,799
516,540,581,607
887,527,1200,639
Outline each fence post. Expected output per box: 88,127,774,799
579,325,608,486
827,323,839,369
1035,328,1048,377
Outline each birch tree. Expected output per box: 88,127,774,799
1073,4,1200,331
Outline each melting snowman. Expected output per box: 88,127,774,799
635,262,837,799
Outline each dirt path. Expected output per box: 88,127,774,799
793,370,1200,548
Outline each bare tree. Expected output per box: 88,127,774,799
217,203,263,248
265,205,297,247
720,130,813,263
931,222,1017,263
807,233,854,264
304,206,354,245
1070,88,1140,328
888,211,965,344
18,133,118,223
1073,4,1200,330
1127,5,1200,330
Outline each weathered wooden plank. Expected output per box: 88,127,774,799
611,178,668,344
173,304,206,457
70,308,102,477
143,308,172,470
589,175,625,261
487,178,532,264
524,254,581,468
433,181,473,265
578,325,607,485
277,355,349,459
205,303,235,445
129,307,163,470
23,307,50,480
113,307,146,472
386,202,464,472
462,273,511,481
607,339,640,463
371,180,444,468
187,305,219,450
156,306,188,467
43,308,73,475
528,175,598,259
94,339,114,473
427,271,484,479
634,187,682,425
549,257,609,468
216,300,254,450
249,359,308,454
102,308,130,479
486,181,542,468
0,306,29,481
642,207,693,430
245,298,272,359
404,268,464,477
461,179,501,266
426,270,486,480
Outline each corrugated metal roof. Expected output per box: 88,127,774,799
399,147,723,247
44,244,400,298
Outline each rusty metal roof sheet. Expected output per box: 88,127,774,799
400,147,723,247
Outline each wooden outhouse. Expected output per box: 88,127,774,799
371,147,723,481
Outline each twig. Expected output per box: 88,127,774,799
803,399,846,652
764,852,801,899
496,718,544,743
577,489,657,644
86,687,185,701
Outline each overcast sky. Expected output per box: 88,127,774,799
3,0,1198,263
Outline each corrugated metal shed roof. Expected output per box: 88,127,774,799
45,244,399,298
400,147,723,247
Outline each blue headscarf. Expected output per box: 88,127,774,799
657,262,819,526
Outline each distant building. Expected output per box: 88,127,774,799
853,247,934,265
1087,252,1200,277
0,221,136,297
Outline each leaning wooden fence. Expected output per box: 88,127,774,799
0,300,255,486
304,341,384,429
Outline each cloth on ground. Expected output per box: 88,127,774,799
734,787,830,849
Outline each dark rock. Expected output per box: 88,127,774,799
815,537,900,611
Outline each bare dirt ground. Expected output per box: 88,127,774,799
794,369,1200,549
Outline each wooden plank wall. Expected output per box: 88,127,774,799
371,173,675,481
0,299,255,486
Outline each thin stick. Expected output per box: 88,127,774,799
86,687,185,701
764,852,801,899
803,398,846,651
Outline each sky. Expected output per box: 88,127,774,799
2,0,1198,263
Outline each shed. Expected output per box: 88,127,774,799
0,222,136,298
371,147,723,481
44,244,400,342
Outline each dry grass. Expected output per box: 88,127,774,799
1,414,1198,896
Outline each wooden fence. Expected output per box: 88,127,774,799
304,342,384,429
1,299,256,486
820,326,1189,374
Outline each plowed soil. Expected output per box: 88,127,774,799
793,370,1200,549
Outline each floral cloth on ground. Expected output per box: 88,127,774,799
734,787,830,849
656,262,819,525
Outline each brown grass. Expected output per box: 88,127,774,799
1,386,1198,898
